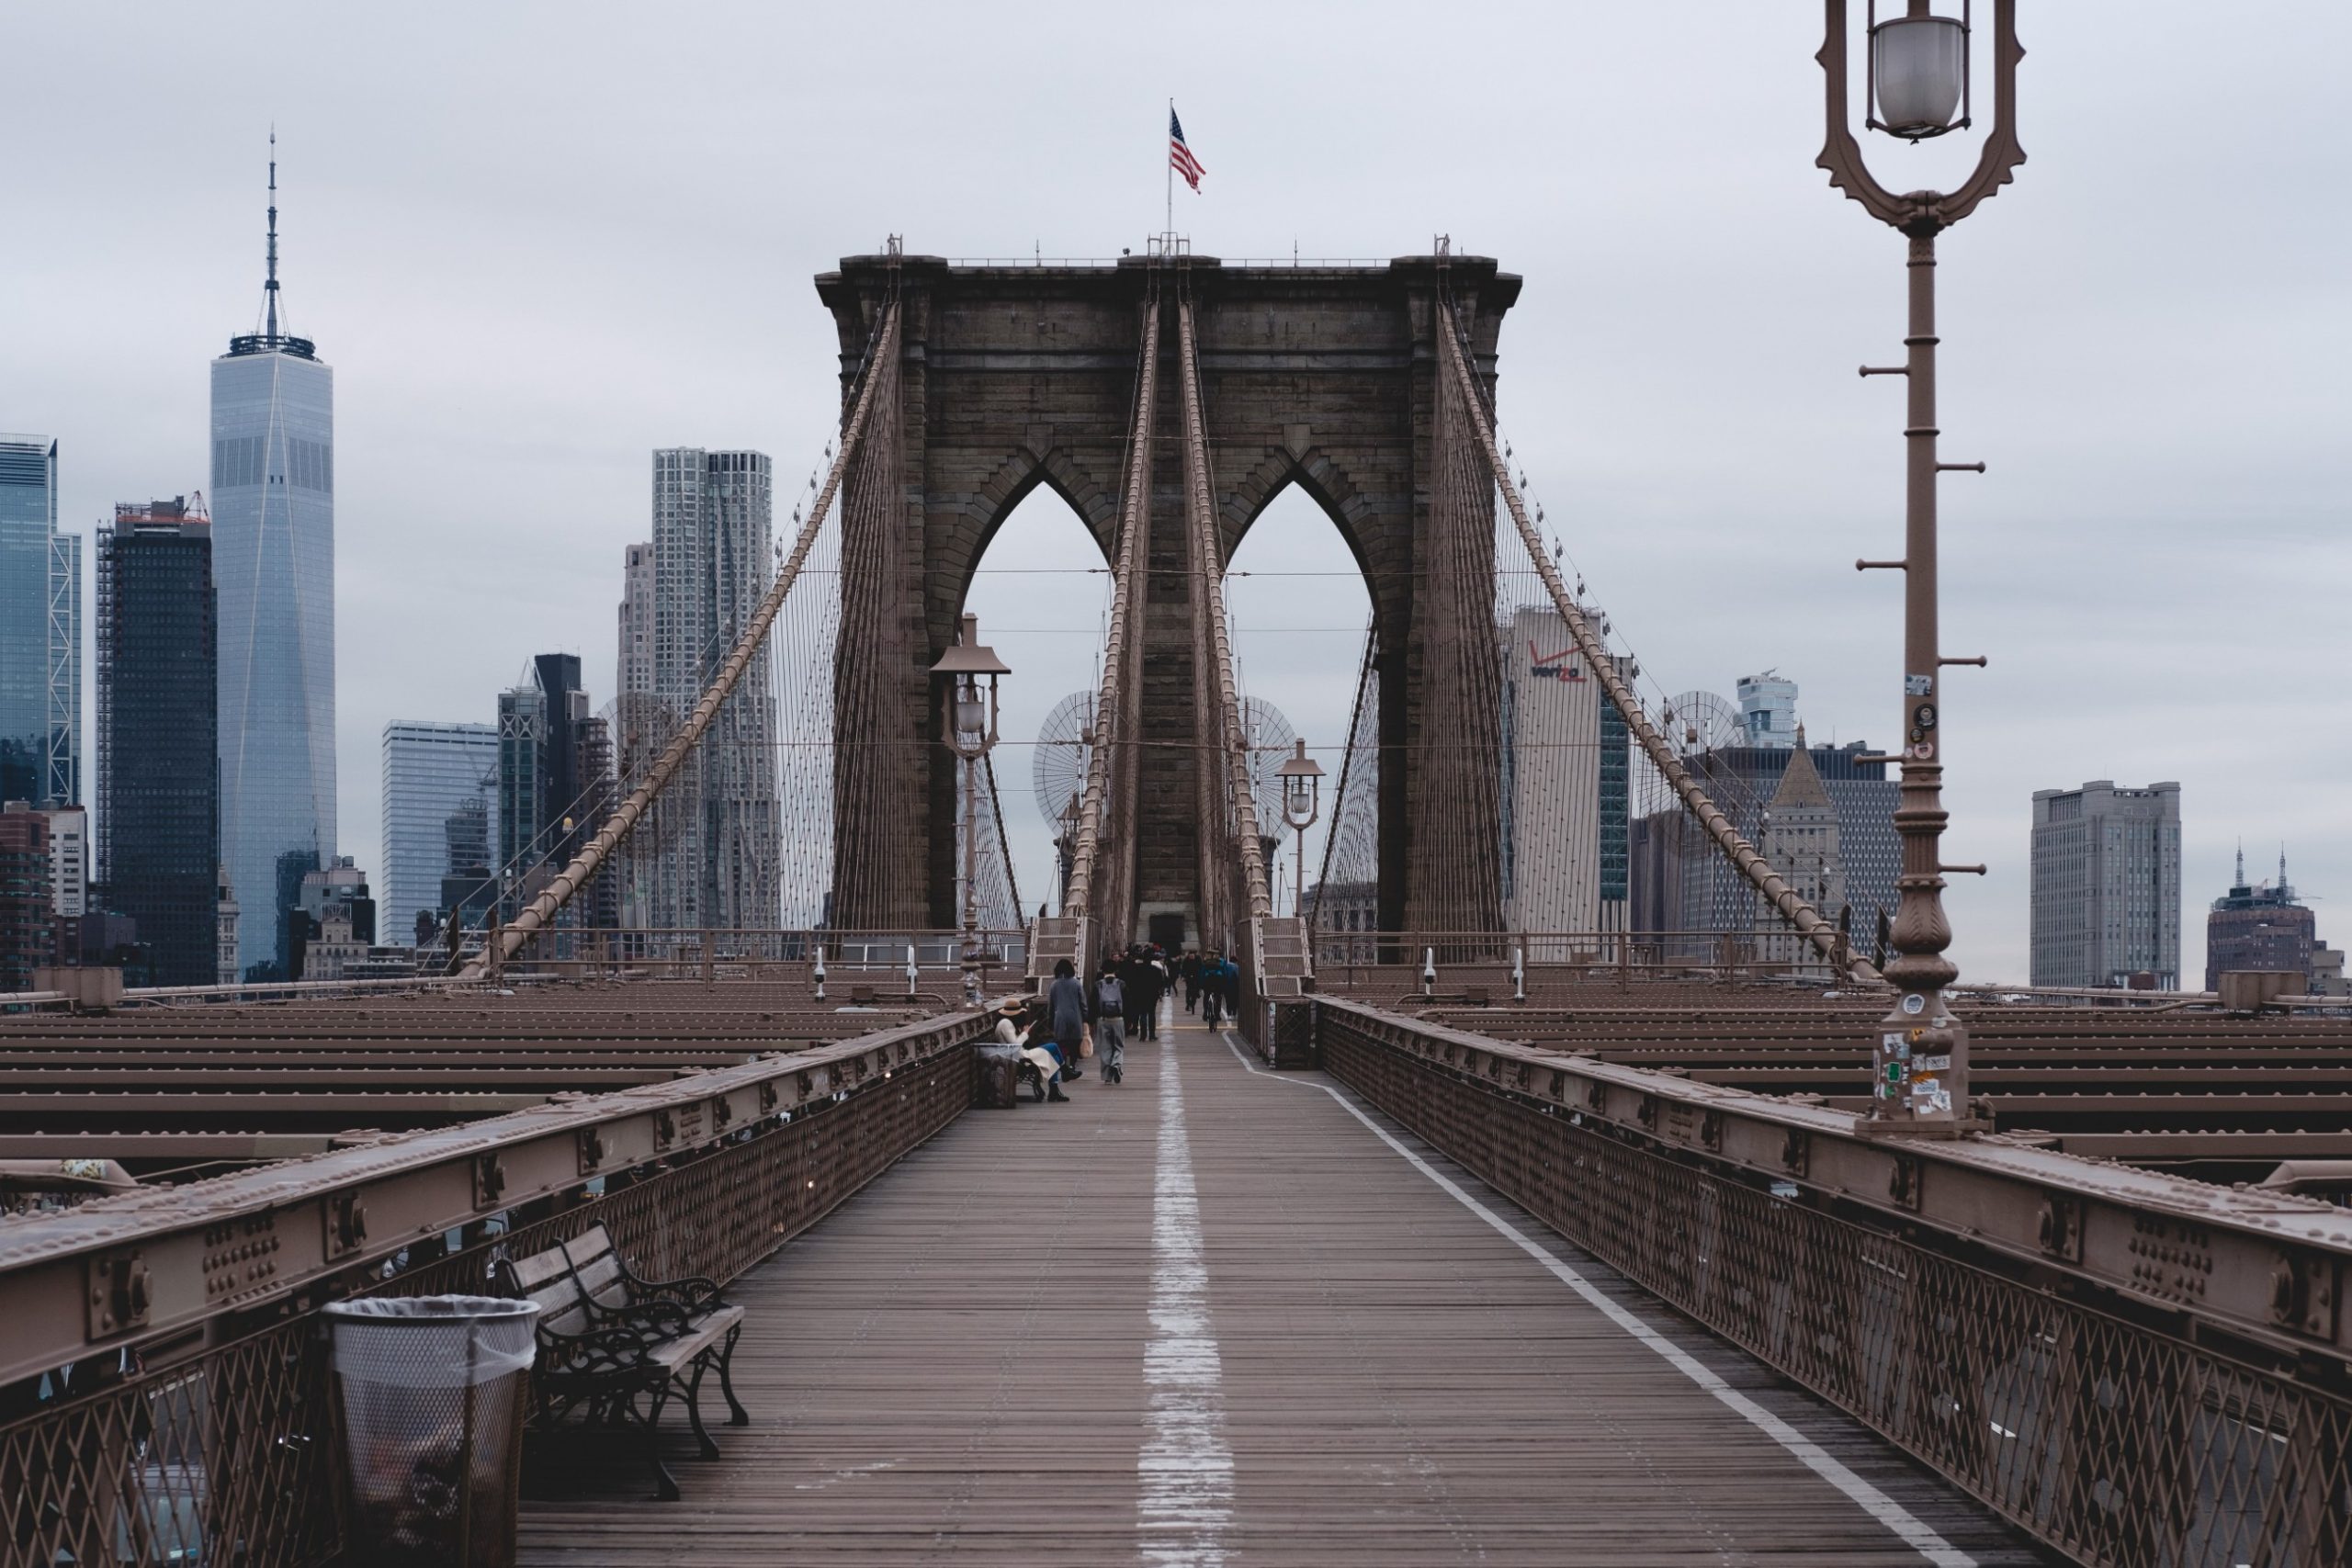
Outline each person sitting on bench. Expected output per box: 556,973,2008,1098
994,998,1067,1102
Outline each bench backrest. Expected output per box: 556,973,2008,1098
561,1225,635,1314
507,1223,639,1337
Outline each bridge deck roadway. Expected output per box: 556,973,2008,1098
518,1011,2053,1566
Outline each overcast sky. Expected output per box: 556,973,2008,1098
6,3,2346,984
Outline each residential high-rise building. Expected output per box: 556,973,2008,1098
44,805,85,924
215,865,239,985
211,143,335,976
96,502,220,987
1736,671,1799,751
0,806,52,989
380,720,498,946
618,542,655,702
623,450,780,933
1498,606,1628,942
2205,849,2319,990
2029,779,2182,989
0,434,81,807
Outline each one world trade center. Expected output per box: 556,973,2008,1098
210,141,334,977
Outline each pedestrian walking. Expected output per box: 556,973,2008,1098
1046,958,1090,1087
1093,967,1126,1084
1182,950,1201,1013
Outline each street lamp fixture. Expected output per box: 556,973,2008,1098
1818,0,2024,1134
931,613,1010,1001
1869,1,1971,140
1275,739,1324,923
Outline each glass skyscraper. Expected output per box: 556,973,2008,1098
380,720,497,947
96,503,220,987
210,151,334,977
0,434,81,808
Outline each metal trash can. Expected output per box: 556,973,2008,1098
323,1295,540,1567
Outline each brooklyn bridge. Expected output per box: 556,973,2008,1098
8,14,2352,1565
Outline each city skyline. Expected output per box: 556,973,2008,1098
4,5,2346,984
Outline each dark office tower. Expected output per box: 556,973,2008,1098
96,501,220,986
212,140,335,976
534,652,585,861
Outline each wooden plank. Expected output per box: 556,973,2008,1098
517,1012,2052,1564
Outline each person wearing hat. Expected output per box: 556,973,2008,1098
994,998,1067,1103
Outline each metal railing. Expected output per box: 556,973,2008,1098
0,1006,991,1565
504,927,1028,975
1317,998,2352,1566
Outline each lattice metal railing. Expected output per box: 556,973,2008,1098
0,1024,974,1566
1323,1005,2352,1567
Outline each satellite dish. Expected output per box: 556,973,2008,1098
1665,690,1744,759
1032,690,1097,832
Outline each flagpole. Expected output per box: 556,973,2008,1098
1166,98,1173,238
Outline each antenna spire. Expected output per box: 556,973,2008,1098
264,129,281,340
2235,840,2245,886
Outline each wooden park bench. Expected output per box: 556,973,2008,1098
499,1224,747,1500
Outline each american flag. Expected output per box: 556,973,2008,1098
1169,107,1205,192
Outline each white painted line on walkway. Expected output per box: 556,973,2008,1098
1140,1031,1234,1565
1215,1030,1975,1568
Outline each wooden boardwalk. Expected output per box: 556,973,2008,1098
518,1010,2054,1565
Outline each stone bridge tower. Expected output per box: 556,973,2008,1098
818,251,1520,942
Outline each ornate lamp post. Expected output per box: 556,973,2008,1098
1818,0,2023,1132
1276,740,1325,922
931,613,1010,1002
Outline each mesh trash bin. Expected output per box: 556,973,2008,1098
324,1295,540,1568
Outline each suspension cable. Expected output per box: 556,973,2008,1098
464,296,906,977
1433,299,1871,982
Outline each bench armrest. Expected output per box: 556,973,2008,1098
616,1264,726,1314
